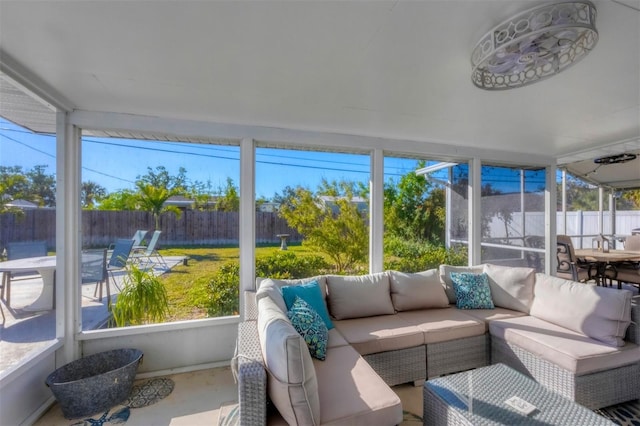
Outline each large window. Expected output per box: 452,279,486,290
255,147,370,276
383,156,467,272
0,118,58,373
480,165,546,271
80,134,240,329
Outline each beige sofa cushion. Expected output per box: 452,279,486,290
461,307,528,332
328,328,350,348
389,269,450,311
257,296,320,425
326,272,395,320
530,274,632,347
313,345,403,425
490,315,640,375
483,264,536,313
397,308,485,344
332,314,424,355
439,264,484,304
256,276,329,313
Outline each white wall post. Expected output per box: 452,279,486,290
369,149,384,273
239,138,255,321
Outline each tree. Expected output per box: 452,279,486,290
279,182,368,272
134,166,187,228
383,161,445,244
0,165,56,208
136,182,181,229
97,189,139,210
26,165,56,207
214,177,239,212
81,181,107,209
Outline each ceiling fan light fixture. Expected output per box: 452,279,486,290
471,1,598,90
593,153,638,165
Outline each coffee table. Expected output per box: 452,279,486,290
423,363,613,425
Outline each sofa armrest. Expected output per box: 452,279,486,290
626,298,640,345
235,321,267,426
243,290,258,321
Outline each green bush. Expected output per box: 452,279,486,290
384,236,467,272
206,251,330,317
256,251,330,279
207,262,240,317
111,265,170,327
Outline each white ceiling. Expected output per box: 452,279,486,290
0,0,639,186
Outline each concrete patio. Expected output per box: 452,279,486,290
0,256,186,374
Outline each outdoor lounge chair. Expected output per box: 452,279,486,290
131,230,168,270
109,230,148,250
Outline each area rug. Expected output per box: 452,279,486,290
70,377,174,426
595,399,640,426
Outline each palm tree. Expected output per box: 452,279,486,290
135,182,182,229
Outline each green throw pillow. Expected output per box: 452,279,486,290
287,297,329,361
450,272,494,310
281,280,334,329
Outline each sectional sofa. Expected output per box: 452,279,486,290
234,263,640,425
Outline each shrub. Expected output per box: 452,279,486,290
384,236,467,272
206,251,330,317
111,264,170,327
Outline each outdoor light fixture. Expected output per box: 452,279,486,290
471,1,598,90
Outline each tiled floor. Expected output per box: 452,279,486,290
34,366,238,426
33,366,425,426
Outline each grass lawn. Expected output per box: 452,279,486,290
158,243,324,321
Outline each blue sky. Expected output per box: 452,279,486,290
0,118,431,199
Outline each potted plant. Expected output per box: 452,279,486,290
111,264,169,327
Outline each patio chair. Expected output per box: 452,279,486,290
1,240,48,306
105,239,135,299
556,235,594,283
81,248,108,301
131,230,168,270
616,234,640,292
108,230,148,250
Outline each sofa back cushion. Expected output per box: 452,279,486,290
257,296,321,425
439,264,485,304
530,273,633,347
282,280,334,329
326,272,395,320
483,264,536,313
389,269,450,311
256,276,328,313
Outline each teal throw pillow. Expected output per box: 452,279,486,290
281,280,334,329
450,272,494,310
287,297,329,361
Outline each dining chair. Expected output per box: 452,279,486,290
1,240,48,306
81,248,109,301
556,235,593,282
105,239,135,300
616,235,640,292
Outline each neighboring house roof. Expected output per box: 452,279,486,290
5,199,38,209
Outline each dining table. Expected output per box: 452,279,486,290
0,255,56,311
574,249,640,287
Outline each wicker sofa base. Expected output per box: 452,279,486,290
491,335,640,409
427,334,489,378
363,345,426,386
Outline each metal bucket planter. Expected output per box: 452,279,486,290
45,348,143,419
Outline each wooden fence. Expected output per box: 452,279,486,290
0,210,302,250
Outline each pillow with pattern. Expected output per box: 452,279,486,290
450,272,494,310
286,297,329,361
